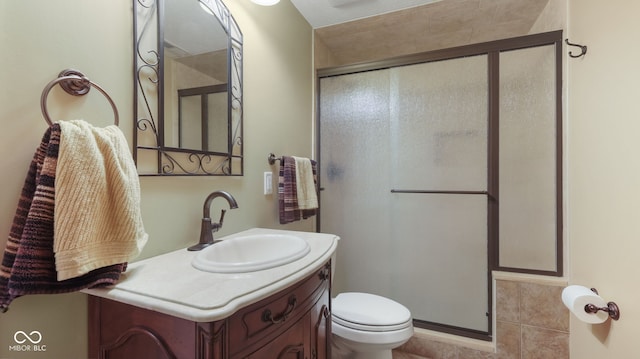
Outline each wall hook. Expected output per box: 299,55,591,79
565,39,587,58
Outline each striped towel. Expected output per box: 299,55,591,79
0,124,125,313
278,156,318,224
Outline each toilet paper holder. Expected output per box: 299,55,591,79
585,288,620,321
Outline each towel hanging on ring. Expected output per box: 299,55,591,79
54,120,147,281
0,124,126,312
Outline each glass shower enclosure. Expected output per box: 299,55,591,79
318,31,562,339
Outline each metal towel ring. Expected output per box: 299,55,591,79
40,69,119,127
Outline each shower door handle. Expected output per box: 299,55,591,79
390,189,494,200
390,189,489,195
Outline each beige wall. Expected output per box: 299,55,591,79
0,1,313,358
567,0,640,357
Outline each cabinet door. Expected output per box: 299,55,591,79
88,296,196,359
315,262,331,359
243,313,310,359
311,289,331,359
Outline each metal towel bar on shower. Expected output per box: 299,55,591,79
40,69,119,127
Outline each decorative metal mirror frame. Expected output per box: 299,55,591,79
133,0,243,176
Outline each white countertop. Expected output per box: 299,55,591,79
83,228,339,322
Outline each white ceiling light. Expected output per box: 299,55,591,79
251,0,280,5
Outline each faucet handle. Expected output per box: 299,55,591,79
211,209,227,233
218,209,227,226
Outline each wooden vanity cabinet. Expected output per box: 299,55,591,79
88,261,331,359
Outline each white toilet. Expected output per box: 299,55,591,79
331,292,414,359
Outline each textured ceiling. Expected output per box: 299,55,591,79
313,0,553,67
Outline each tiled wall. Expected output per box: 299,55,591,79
496,279,569,358
394,276,569,359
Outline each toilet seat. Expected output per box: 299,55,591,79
332,292,412,332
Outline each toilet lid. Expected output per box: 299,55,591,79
332,292,412,332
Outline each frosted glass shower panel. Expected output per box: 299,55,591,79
391,194,488,332
319,71,393,295
390,55,488,191
207,92,229,153
180,95,202,149
499,45,557,271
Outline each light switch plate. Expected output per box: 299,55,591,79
264,172,273,195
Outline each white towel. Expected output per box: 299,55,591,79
293,156,318,210
53,120,148,281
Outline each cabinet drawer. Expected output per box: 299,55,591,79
228,262,330,354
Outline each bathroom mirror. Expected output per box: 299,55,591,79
133,0,243,176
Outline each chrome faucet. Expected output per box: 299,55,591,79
188,190,239,251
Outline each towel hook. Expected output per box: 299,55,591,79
40,69,119,127
565,39,587,58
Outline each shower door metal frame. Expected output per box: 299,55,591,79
316,30,563,340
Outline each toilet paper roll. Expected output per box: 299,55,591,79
561,285,608,324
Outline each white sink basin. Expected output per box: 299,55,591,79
192,233,311,273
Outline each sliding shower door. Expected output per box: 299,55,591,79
319,70,394,297
319,55,490,334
